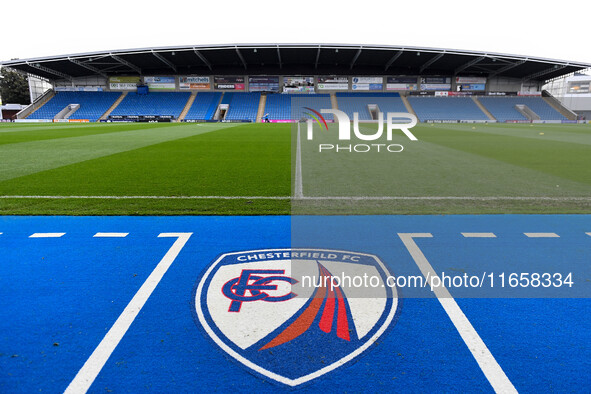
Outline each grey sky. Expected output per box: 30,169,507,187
2,0,590,65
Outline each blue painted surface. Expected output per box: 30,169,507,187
0,215,589,392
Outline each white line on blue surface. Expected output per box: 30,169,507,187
461,233,497,238
524,233,560,238
398,233,517,394
93,232,129,238
29,233,65,238
64,233,193,394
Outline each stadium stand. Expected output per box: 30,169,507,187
261,94,333,121
478,96,567,121
264,94,292,120
184,92,222,121
335,93,407,120
110,92,191,118
224,92,261,121
291,94,333,120
28,91,121,122
263,94,334,120
407,97,489,121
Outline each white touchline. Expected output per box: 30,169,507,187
29,233,66,238
524,233,560,238
64,233,192,394
461,233,497,238
398,233,517,394
2,195,591,201
93,232,129,238
294,122,304,199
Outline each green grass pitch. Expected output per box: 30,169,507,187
0,121,590,215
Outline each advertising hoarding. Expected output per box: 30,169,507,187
248,76,280,92
458,83,486,91
386,77,417,91
456,76,487,84
352,83,383,91
420,83,452,91
214,76,245,90
144,76,176,90
109,76,140,90
317,76,348,90
388,76,417,83
352,77,383,84
179,76,211,90
283,77,314,93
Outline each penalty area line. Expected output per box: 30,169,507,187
64,233,192,394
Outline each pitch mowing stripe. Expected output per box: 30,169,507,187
0,123,234,182
2,195,591,201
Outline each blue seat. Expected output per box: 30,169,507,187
28,91,121,122
110,92,191,118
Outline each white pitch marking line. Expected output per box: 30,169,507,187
294,122,304,199
0,195,291,200
2,195,591,201
524,233,560,238
462,232,497,238
64,232,192,394
398,233,517,394
93,232,129,238
29,233,66,238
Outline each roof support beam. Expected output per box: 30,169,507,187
235,47,247,70
151,50,177,72
488,59,527,78
68,57,107,78
384,50,403,71
315,46,321,69
350,48,362,70
277,46,282,69
110,54,141,74
193,48,212,71
26,62,72,81
420,52,445,73
522,64,568,81
454,56,485,75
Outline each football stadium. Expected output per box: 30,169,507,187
1,41,590,393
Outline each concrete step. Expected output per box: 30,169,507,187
543,96,577,120
178,92,197,122
256,94,267,123
400,95,417,118
21,90,56,119
330,93,338,110
472,96,496,121
100,92,128,121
